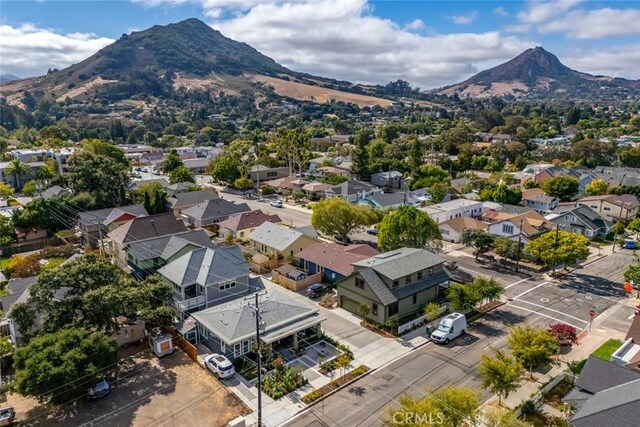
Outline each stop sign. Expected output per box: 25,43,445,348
589,309,596,318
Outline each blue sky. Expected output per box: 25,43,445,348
2,0,640,87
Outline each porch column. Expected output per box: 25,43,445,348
316,324,322,338
293,333,299,350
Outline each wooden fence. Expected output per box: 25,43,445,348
2,236,62,256
272,271,323,292
165,325,198,362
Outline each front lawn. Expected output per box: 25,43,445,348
592,339,623,361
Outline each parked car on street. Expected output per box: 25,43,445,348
623,240,638,250
306,283,332,298
87,378,110,399
0,407,15,426
270,200,283,208
205,354,235,379
430,313,467,345
366,226,378,236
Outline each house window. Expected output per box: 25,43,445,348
392,280,399,290
234,343,241,357
412,294,417,304
417,271,423,280
242,340,249,354
502,224,515,234
405,275,411,285
355,277,365,289
239,232,244,238
603,207,611,211
388,302,399,316
372,303,378,316
218,282,236,291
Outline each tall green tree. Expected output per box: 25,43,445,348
133,182,167,215
311,197,378,242
525,230,590,272
162,148,184,174
508,325,558,379
378,205,441,252
410,165,450,190
209,152,242,185
169,165,196,184
0,182,15,200
462,229,495,261
0,215,15,247
473,277,504,305
492,184,522,205
484,407,531,427
351,129,372,180
408,135,424,174
542,176,579,201
494,237,520,260
12,328,118,403
585,178,609,196
478,348,524,405
66,152,129,208
387,386,480,427
6,159,31,190
446,283,481,312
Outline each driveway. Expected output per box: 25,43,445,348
8,349,249,427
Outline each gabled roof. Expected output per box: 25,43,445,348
571,378,640,427
327,180,376,197
181,199,251,221
0,276,38,313
157,245,249,287
579,194,640,209
103,206,148,226
167,182,199,196
358,267,397,305
440,217,488,233
493,211,554,237
191,282,324,344
249,222,313,251
297,242,379,276
218,210,281,232
372,171,403,179
108,212,187,245
126,229,214,261
77,205,148,227
575,356,640,395
352,247,446,281
549,205,613,231
167,189,219,209
40,185,71,200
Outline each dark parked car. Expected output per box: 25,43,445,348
367,227,378,236
87,378,110,399
306,283,332,298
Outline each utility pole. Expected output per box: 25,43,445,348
246,291,268,427
553,224,560,276
515,218,524,273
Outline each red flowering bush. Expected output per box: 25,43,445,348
548,323,578,346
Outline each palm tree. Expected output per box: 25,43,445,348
6,159,31,190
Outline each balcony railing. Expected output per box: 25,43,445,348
174,295,206,312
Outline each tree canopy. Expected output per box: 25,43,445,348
585,178,609,196
311,197,379,242
479,348,524,405
169,165,195,184
410,165,450,191
12,328,118,403
462,229,495,261
66,152,129,208
541,176,579,201
377,205,441,252
162,148,184,174
525,230,590,271
507,325,558,378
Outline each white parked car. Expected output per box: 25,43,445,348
205,354,235,379
270,200,283,208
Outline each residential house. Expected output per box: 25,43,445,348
166,181,199,197
359,189,428,210
546,206,613,239
182,158,210,174
533,168,576,186
125,229,215,278
422,199,484,224
262,176,308,194
139,152,165,167
107,212,188,267
487,211,555,244
40,185,71,200
439,217,489,243
301,182,334,199
0,276,38,345
128,178,170,191
181,199,251,229
10,149,53,163
167,189,219,217
315,166,350,178
157,244,253,318
371,171,405,189
324,180,382,203
76,205,149,248
522,189,560,214
249,165,289,183
190,280,325,358
577,194,640,221
337,248,451,325
14,226,47,242
249,222,318,259
218,210,282,241
308,157,329,172
297,242,380,284
0,160,45,189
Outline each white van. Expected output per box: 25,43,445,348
430,313,467,345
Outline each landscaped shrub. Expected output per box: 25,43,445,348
302,365,370,404
548,323,578,346
261,357,307,400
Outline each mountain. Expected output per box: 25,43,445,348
0,74,21,84
0,18,391,108
439,47,640,100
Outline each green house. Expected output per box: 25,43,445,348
336,247,450,325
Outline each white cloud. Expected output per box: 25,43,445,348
517,0,583,24
404,19,424,31
452,11,479,25
0,23,114,78
204,0,534,88
563,45,640,79
493,6,509,17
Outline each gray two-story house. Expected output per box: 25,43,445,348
336,247,450,325
157,245,253,319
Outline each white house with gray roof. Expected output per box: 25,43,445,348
180,199,251,228
190,278,325,358
157,245,253,317
249,222,319,259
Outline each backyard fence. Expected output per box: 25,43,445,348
2,236,62,256
272,271,323,292
165,325,198,362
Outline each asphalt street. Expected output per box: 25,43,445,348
285,251,636,427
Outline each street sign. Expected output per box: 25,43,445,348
589,309,596,318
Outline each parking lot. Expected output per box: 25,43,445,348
8,349,248,427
